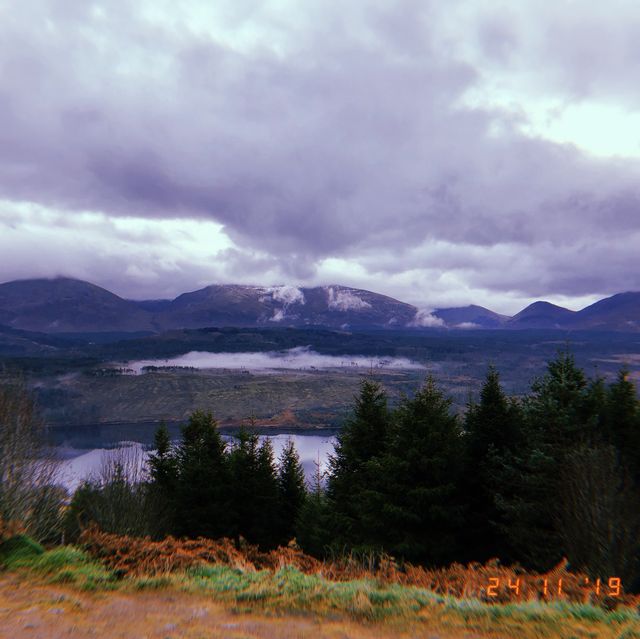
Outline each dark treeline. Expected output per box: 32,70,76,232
65,420,307,551
44,350,640,588
325,352,640,587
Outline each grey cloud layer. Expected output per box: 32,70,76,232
467,1,640,104
1,0,640,305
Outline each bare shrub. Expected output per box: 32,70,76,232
66,445,153,538
556,444,640,583
0,378,64,542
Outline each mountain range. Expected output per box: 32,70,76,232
0,277,639,334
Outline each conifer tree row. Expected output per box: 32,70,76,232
146,413,308,549
319,354,640,583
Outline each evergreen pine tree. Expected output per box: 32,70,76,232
277,439,307,544
326,379,391,548
227,428,281,547
174,410,230,539
148,422,175,488
378,376,464,565
228,427,260,543
462,366,522,562
296,455,332,557
494,350,597,570
583,375,608,444
147,422,178,536
254,438,281,547
605,369,640,478
527,349,593,447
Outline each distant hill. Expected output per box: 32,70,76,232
0,278,157,333
432,305,509,329
1,277,639,333
507,301,576,329
0,280,417,333
570,292,640,331
0,323,82,357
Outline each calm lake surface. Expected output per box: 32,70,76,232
47,423,338,492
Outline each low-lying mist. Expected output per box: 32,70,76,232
126,346,425,373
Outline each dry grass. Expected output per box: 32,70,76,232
79,527,323,576
3,531,640,639
79,527,638,608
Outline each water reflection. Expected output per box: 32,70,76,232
53,430,337,493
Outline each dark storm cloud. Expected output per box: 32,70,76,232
1,0,640,306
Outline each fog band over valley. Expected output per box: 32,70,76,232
126,346,425,373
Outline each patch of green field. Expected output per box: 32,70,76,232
39,368,426,427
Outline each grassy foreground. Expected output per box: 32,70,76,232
2,537,640,639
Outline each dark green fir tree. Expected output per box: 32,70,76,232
174,410,230,539
326,378,391,549
378,376,464,565
462,366,522,563
277,439,307,544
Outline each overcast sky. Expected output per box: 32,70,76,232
1,0,640,314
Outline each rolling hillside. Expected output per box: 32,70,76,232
1,277,640,333
506,301,576,329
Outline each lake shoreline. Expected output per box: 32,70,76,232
44,420,341,450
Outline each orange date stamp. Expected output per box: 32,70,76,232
485,577,622,598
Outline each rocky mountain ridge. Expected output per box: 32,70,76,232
0,277,639,333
